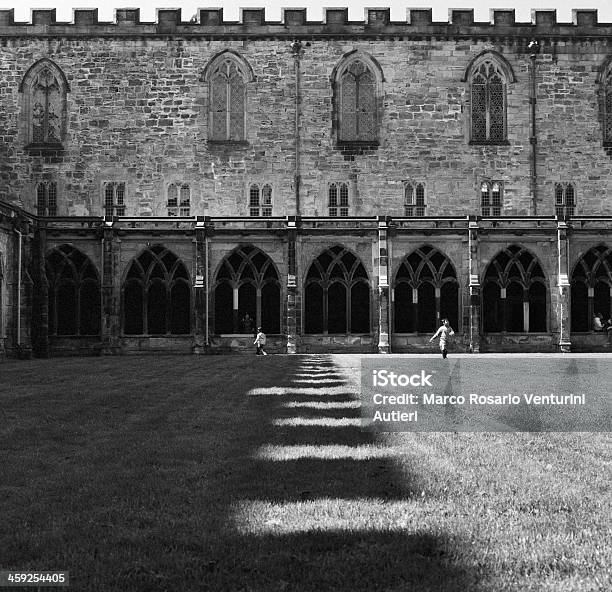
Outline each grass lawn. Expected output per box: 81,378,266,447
0,354,610,592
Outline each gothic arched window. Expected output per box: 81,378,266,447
213,245,281,334
123,245,191,335
570,245,612,331
46,245,100,336
333,53,382,145
467,54,513,144
393,246,459,333
304,245,370,334
20,59,69,151
603,60,612,145
205,52,253,142
482,245,547,333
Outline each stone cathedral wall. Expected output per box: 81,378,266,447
0,7,610,218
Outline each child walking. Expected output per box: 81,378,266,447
429,318,454,359
254,327,268,355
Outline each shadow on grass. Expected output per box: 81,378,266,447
0,354,488,592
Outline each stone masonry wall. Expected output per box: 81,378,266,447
0,8,610,219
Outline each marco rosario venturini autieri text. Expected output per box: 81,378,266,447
369,370,586,423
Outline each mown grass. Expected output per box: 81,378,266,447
0,354,610,591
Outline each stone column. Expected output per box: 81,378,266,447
31,224,49,358
101,219,120,354
556,220,571,352
286,216,298,354
193,216,208,354
468,218,481,353
377,216,390,353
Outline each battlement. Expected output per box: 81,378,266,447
0,7,610,37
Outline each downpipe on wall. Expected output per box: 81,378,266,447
529,40,540,215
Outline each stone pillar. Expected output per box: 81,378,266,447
31,225,49,358
468,218,481,353
377,216,390,353
193,216,208,354
286,216,298,354
101,218,120,354
557,220,571,352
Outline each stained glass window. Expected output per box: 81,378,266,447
471,60,507,144
605,67,612,143
21,59,68,149
338,59,377,142
209,57,247,141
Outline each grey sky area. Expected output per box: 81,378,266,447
1,1,611,23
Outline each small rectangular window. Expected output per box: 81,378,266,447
104,182,126,217
404,182,426,216
481,181,502,216
554,183,576,218
36,182,57,216
329,182,349,216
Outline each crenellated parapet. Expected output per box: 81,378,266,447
0,7,610,38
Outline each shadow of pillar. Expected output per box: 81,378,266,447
201,354,488,592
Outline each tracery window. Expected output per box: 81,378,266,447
328,182,349,216
167,183,191,216
46,245,100,336
104,182,125,217
482,245,547,333
207,54,250,142
570,245,612,331
213,245,280,334
123,245,191,335
249,184,273,217
481,181,503,216
304,245,370,334
20,59,69,150
404,183,426,216
470,58,508,144
604,62,612,145
393,246,458,333
554,183,576,218
36,181,57,216
334,54,381,144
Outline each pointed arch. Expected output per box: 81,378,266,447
304,244,371,334
204,50,254,142
598,56,612,145
464,51,514,145
482,245,547,333
46,244,100,336
570,244,612,331
20,58,69,149
332,51,384,146
122,244,191,335
213,244,281,334
393,245,459,333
